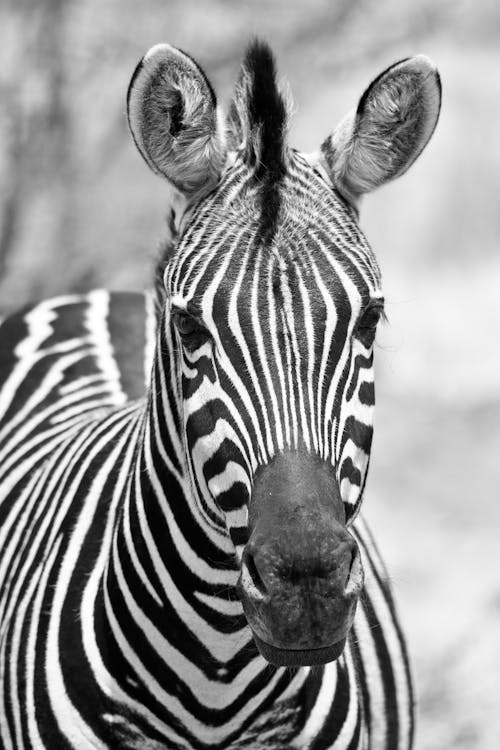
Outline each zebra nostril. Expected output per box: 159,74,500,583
243,551,268,597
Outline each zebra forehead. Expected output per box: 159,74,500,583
169,197,380,313
168,132,381,303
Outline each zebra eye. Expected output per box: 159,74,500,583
173,311,205,339
355,301,386,344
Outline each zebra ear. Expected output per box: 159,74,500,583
127,44,226,198
320,56,441,204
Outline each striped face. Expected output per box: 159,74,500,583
165,151,383,543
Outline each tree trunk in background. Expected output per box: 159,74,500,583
0,0,73,312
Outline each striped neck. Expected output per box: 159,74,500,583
101,314,306,744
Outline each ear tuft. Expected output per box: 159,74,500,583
320,55,441,203
127,44,226,197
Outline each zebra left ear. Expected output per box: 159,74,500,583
127,44,227,198
319,56,441,204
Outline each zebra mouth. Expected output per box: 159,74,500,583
252,634,347,667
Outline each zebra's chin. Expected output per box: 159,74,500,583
252,633,347,667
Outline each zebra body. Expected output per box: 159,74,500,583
0,41,440,749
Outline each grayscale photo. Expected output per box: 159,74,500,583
0,2,497,748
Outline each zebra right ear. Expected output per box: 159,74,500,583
127,44,227,198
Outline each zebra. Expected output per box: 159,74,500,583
0,40,441,750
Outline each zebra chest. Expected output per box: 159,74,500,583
80,661,366,750
99,700,354,750
100,712,301,750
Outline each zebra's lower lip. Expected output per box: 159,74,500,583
253,634,347,667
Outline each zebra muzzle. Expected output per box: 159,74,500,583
236,452,364,667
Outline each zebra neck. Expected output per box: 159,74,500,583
101,324,309,737
103,326,270,683
95,322,309,742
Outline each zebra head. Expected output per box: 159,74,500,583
127,42,441,667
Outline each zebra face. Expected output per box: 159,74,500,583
128,41,441,666
164,158,379,665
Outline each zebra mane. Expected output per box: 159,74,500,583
229,39,290,241
229,40,289,174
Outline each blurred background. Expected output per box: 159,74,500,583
0,0,498,747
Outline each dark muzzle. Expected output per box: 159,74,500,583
237,452,363,666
